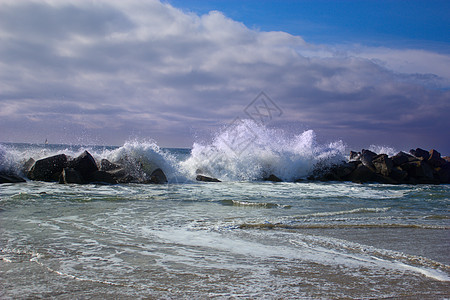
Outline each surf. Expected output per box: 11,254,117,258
181,119,346,182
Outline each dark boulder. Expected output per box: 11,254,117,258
401,160,435,182
264,174,282,182
335,161,359,179
360,149,377,171
390,166,408,182
59,168,84,184
346,164,377,183
410,148,430,160
428,149,445,168
347,164,396,184
436,163,450,184
28,154,68,182
147,168,168,184
22,158,35,174
0,173,26,184
196,175,221,182
349,151,361,161
372,154,394,177
107,168,132,183
90,170,118,185
100,159,122,172
68,151,98,181
308,161,354,182
391,152,417,166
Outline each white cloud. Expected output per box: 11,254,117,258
0,0,449,152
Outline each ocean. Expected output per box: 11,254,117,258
1,124,449,299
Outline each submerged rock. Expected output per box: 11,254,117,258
0,173,26,184
264,174,282,182
196,175,221,182
147,168,168,184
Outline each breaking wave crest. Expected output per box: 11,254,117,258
180,119,346,181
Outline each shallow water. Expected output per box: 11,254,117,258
1,179,449,299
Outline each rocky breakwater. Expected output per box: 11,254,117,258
310,148,450,184
15,150,167,185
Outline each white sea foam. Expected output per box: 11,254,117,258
181,119,346,181
368,144,398,156
297,207,391,218
98,139,182,182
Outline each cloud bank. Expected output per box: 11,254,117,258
0,0,449,153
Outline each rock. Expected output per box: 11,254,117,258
390,166,408,182
90,170,118,185
372,154,394,177
349,151,361,161
22,158,35,174
347,164,396,184
436,163,450,184
401,160,434,182
428,149,445,168
100,159,122,171
147,168,168,184
334,161,359,179
115,174,137,184
310,161,359,182
410,148,430,160
315,162,349,181
59,168,84,184
264,174,282,182
107,168,131,183
443,157,450,163
0,173,26,184
28,154,68,182
391,152,416,166
360,149,377,171
196,175,221,182
68,151,98,181
347,164,377,183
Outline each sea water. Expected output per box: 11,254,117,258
1,122,449,298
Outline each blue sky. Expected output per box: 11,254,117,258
168,0,450,50
0,0,449,153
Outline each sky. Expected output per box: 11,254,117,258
0,0,449,153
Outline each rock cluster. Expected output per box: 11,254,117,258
1,148,449,185
0,150,167,185
309,148,450,184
